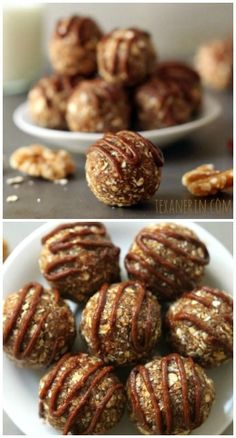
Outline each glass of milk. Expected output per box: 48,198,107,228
3,3,44,95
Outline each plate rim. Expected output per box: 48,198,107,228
3,220,233,436
13,94,222,144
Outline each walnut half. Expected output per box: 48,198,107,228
182,164,233,196
10,144,76,181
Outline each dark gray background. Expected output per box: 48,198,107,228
3,90,233,219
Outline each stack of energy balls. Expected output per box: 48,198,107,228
28,15,202,133
3,222,233,435
27,15,204,208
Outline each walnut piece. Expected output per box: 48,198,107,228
10,145,76,181
182,164,233,196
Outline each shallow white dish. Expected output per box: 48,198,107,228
13,95,221,153
3,220,233,435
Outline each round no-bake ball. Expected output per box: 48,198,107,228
125,223,209,301
28,74,79,129
155,61,202,114
39,222,120,303
195,38,233,90
39,353,126,434
97,28,157,86
80,280,161,366
166,286,233,367
127,353,215,434
134,77,192,130
49,15,102,76
66,79,130,132
85,130,164,207
3,282,75,368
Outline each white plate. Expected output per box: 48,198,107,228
13,96,221,153
3,220,233,436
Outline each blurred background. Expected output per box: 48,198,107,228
3,3,233,92
45,3,233,58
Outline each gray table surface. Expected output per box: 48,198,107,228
3,91,233,220
2,221,233,435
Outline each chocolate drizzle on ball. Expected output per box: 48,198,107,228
155,61,201,103
88,131,164,177
156,61,200,84
35,74,79,110
168,287,233,355
56,16,97,44
125,227,209,297
90,281,153,356
42,222,120,282
3,282,58,359
39,353,123,435
102,28,150,76
129,354,202,434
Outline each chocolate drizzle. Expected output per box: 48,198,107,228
102,28,150,76
154,62,201,113
169,287,233,354
36,75,78,109
91,281,154,356
129,354,202,434
156,62,200,87
42,222,120,282
88,131,164,176
39,354,123,434
33,75,80,109
125,227,209,297
76,79,128,114
56,16,98,45
3,282,57,359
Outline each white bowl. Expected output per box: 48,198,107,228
3,220,233,435
13,95,221,153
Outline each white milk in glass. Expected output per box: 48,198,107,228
3,3,44,94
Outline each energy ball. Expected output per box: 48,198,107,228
80,280,161,366
97,28,157,86
49,15,102,76
155,61,202,114
39,222,120,303
39,353,126,434
3,282,75,368
134,77,192,130
127,353,215,434
125,223,209,301
195,38,233,90
28,74,79,129
85,130,164,207
66,79,130,132
166,286,233,368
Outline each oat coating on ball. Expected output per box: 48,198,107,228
86,130,164,207
127,353,215,434
166,286,233,367
28,74,79,129
49,15,102,76
39,222,120,303
134,77,192,130
155,61,202,114
66,78,130,132
39,353,126,434
125,223,209,301
80,280,162,366
97,28,157,86
3,282,75,368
